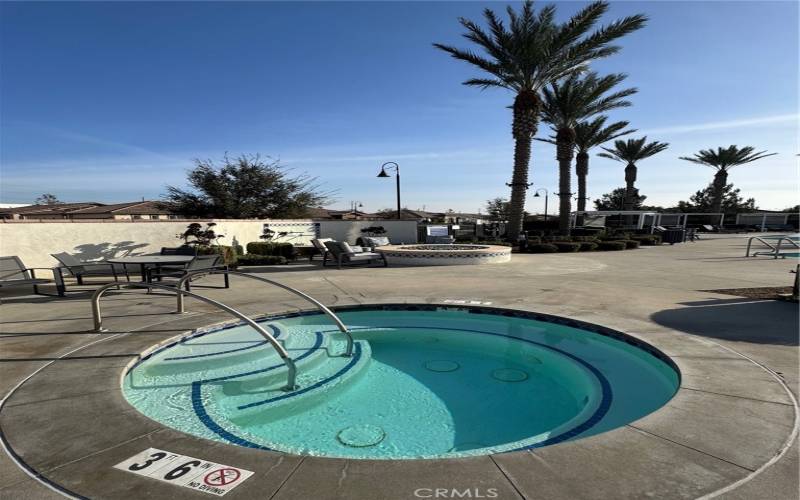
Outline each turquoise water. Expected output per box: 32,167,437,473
123,307,679,459
759,234,800,258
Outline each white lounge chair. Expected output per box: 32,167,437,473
323,241,387,270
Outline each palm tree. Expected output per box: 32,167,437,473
679,146,777,213
434,1,647,240
539,72,636,233
598,137,668,210
574,117,635,213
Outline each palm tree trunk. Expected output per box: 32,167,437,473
556,128,576,234
623,163,638,210
576,151,589,213
507,90,541,241
711,169,728,214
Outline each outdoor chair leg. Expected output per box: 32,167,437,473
224,273,230,289
76,275,84,285
54,268,67,296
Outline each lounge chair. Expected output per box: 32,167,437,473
146,255,229,290
51,252,128,287
310,238,334,264
323,241,387,270
0,256,64,298
357,236,391,249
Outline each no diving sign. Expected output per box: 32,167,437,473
114,448,254,496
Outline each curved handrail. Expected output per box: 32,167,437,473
90,282,297,391
747,236,799,258
746,237,776,257
175,270,354,357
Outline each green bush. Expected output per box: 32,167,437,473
236,254,288,266
527,236,542,245
246,242,295,258
597,240,627,251
579,241,599,251
196,245,237,265
526,243,559,253
570,235,599,242
553,241,581,252
631,235,660,246
622,239,641,249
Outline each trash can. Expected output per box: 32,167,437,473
662,229,685,244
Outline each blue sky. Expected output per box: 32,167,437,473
1,1,797,213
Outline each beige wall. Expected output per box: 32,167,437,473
0,219,418,268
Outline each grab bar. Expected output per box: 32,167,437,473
746,237,776,257
746,236,799,258
175,270,354,357
90,282,297,391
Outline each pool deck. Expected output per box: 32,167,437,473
1,234,797,499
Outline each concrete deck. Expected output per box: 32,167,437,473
1,234,797,499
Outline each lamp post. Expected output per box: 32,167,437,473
533,188,549,222
377,162,401,219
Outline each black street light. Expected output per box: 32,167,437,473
533,188,549,221
377,162,401,219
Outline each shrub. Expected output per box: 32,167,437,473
597,240,626,251
631,235,660,246
527,236,542,245
622,239,641,249
196,245,237,265
526,243,559,253
553,241,581,252
236,254,287,266
246,242,295,258
579,241,599,251
570,235,598,242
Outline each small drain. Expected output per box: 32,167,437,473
424,360,460,372
337,424,386,447
491,368,529,382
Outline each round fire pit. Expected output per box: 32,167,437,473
374,244,511,266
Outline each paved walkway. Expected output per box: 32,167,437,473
1,234,797,499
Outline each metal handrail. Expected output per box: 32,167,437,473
746,236,800,258
90,282,297,391
175,270,354,357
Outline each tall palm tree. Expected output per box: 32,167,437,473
574,116,635,212
679,146,777,213
598,137,669,210
539,72,636,232
434,1,647,240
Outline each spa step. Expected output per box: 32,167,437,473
203,340,372,427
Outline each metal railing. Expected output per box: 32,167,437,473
90,282,297,391
175,270,354,357
746,236,800,259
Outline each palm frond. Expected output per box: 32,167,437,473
679,145,777,171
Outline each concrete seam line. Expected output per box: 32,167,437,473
695,341,799,500
0,312,213,499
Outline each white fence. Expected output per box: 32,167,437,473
0,219,419,268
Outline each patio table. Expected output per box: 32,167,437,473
107,256,194,282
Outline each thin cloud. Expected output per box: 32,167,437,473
641,114,798,135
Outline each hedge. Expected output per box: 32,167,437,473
622,239,641,249
553,241,581,252
579,241,599,251
236,254,288,266
597,240,627,251
631,235,661,246
196,245,238,265
527,243,559,253
246,242,295,258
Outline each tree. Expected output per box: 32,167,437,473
782,205,799,213
538,72,636,233
673,183,757,213
678,145,776,213
573,116,635,212
177,222,224,246
594,187,647,210
485,197,511,221
35,193,61,205
434,1,646,240
163,154,329,218
598,137,668,210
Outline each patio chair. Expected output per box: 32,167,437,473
0,256,64,298
323,241,387,270
51,252,128,287
310,238,334,264
358,236,391,249
161,246,198,256
146,255,229,290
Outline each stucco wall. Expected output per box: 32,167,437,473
0,219,418,268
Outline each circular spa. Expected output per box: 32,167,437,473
122,306,679,459
375,244,512,266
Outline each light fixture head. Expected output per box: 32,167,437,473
377,167,390,178
533,192,540,198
